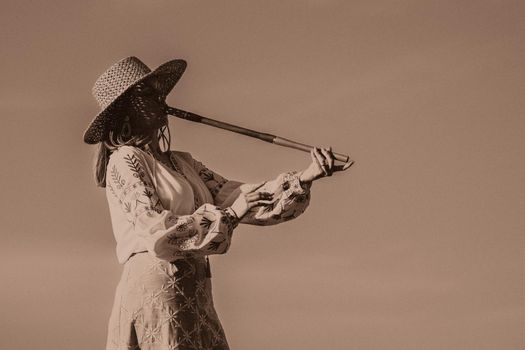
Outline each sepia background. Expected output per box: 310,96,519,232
1,1,524,349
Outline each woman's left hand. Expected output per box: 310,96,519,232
299,147,348,183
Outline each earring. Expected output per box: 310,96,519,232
121,115,132,138
158,125,171,153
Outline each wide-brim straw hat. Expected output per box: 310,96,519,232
83,56,187,144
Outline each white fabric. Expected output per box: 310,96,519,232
106,146,311,264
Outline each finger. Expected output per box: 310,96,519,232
327,150,335,176
313,147,329,176
343,159,354,170
240,181,266,193
333,160,355,172
256,191,273,199
327,146,335,168
248,182,267,193
248,199,275,209
246,192,272,202
320,147,334,175
320,147,333,162
246,191,273,202
310,148,317,163
332,164,345,172
257,199,275,206
245,192,260,202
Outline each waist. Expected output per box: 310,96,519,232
123,252,209,280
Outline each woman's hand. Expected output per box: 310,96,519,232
229,182,274,219
299,147,350,183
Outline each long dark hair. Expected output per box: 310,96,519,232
93,111,155,188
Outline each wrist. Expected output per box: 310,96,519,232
224,207,241,229
283,172,311,195
228,201,247,219
299,170,314,184
225,206,240,220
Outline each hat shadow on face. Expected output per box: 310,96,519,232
120,81,169,134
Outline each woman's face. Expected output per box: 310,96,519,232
127,80,168,131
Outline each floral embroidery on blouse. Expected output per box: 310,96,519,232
106,146,239,262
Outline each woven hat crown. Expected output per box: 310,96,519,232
92,56,152,109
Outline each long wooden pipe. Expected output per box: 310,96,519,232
166,106,354,167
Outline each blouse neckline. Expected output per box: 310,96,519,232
131,147,185,177
153,151,188,180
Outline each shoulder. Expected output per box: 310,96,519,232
170,150,193,159
110,145,152,159
171,150,193,162
170,150,207,173
106,146,156,189
108,145,153,168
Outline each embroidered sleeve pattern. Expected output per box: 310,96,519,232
107,152,164,224
189,157,311,226
191,158,229,200
240,171,311,226
106,146,239,261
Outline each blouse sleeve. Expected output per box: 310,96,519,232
106,146,239,262
190,157,312,226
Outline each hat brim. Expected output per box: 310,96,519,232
83,59,187,144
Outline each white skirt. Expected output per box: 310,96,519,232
105,252,230,350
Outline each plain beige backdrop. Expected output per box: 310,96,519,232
1,1,524,349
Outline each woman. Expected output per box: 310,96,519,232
84,57,347,350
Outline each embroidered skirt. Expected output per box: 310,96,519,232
106,252,230,350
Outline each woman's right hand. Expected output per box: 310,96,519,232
229,182,274,219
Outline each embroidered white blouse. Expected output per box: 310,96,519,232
105,145,311,264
